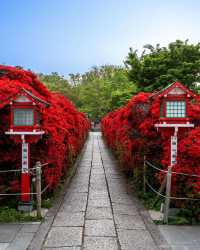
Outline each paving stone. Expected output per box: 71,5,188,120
91,169,105,175
183,247,200,250
158,225,200,247
118,229,157,250
171,247,188,250
6,232,35,250
79,160,91,165
60,202,87,213
43,247,81,250
78,163,91,167
72,175,90,182
64,192,88,202
77,168,91,174
110,195,135,205
19,223,40,233
90,176,106,184
60,200,87,213
108,186,126,194
112,203,138,215
83,236,118,250
85,219,116,237
89,190,109,200
0,243,9,250
114,213,146,230
44,227,82,247
89,184,107,192
63,197,88,207
86,207,113,220
0,224,22,243
92,163,103,167
71,179,90,187
87,198,110,207
69,183,89,193
53,212,85,227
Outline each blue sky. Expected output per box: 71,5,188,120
1,0,200,76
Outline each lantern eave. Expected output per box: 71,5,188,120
5,131,45,135
155,123,194,128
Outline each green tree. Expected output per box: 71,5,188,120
73,65,137,120
125,40,200,92
38,72,79,105
38,66,137,121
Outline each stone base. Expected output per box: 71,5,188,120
18,201,33,212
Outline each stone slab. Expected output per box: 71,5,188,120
68,184,89,193
114,213,146,230
19,224,40,233
64,192,88,202
0,224,22,243
83,236,118,250
159,225,200,247
85,219,116,237
60,199,87,212
112,203,138,216
87,198,110,207
53,212,85,227
0,243,9,250
88,191,109,200
118,229,157,250
7,232,35,250
43,247,81,250
44,227,83,247
86,207,113,220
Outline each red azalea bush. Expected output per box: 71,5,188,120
0,65,90,192
101,90,200,204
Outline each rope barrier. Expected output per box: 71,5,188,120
0,184,50,197
41,184,50,194
145,179,200,201
0,192,37,196
146,160,167,173
145,160,200,178
0,169,21,173
0,162,49,174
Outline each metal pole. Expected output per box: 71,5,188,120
143,155,146,193
36,161,42,218
164,166,172,224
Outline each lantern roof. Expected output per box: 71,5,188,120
13,88,50,107
150,82,197,99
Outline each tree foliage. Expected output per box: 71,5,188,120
39,66,137,121
76,66,137,120
125,40,200,92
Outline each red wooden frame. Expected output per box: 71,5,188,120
160,95,190,124
9,92,42,132
155,82,196,124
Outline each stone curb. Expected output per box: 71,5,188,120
136,201,172,250
27,138,88,250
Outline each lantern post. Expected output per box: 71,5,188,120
153,82,196,223
5,89,49,212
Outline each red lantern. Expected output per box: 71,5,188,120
153,82,196,166
5,88,50,211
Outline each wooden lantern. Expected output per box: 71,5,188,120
5,89,49,211
153,82,196,166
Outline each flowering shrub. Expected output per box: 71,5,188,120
0,65,90,191
101,89,200,201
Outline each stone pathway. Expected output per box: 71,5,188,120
0,222,40,250
42,132,162,250
2,133,200,249
159,225,200,250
